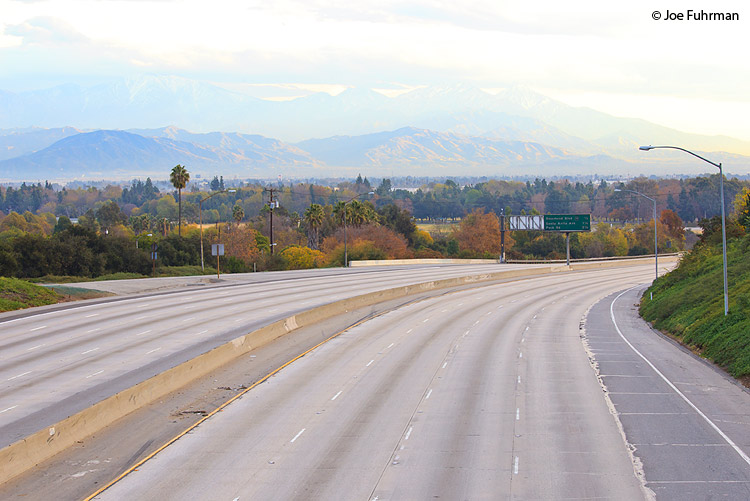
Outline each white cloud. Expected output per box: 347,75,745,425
0,0,748,139
5,16,89,45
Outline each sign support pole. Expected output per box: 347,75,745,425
500,209,506,263
566,232,570,266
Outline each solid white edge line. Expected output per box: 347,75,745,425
610,288,750,467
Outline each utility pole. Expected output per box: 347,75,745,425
265,188,279,254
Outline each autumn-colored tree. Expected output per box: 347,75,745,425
221,224,260,265
280,245,325,269
608,207,634,222
0,211,28,233
734,187,750,230
452,209,504,257
578,223,628,257
321,224,412,264
659,209,685,241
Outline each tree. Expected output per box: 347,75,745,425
376,178,392,196
232,204,245,225
303,203,325,250
452,209,503,257
96,200,126,232
378,203,417,245
280,245,325,269
734,187,750,230
169,164,190,236
659,209,685,242
53,216,73,234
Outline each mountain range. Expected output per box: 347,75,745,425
1,76,749,180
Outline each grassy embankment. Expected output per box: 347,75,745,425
0,277,113,313
27,265,218,284
640,233,750,382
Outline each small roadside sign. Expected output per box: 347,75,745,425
211,244,225,256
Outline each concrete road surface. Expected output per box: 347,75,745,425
0,263,548,445
97,263,689,500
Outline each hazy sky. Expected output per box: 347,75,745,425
1,0,748,140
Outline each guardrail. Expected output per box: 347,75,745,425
507,252,682,265
350,253,682,267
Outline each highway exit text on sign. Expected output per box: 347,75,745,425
543,214,591,232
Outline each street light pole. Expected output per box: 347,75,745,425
199,189,236,272
640,145,729,315
615,189,658,281
342,191,375,268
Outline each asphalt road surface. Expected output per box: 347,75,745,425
584,286,750,499
93,261,733,500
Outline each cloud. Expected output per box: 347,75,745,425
5,16,89,45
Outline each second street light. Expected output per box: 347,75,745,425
199,189,236,272
640,145,729,316
615,188,658,281
342,191,375,268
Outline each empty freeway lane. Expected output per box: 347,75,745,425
89,261,727,500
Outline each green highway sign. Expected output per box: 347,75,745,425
543,214,591,232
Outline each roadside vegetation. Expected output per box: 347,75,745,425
0,277,60,312
1,171,747,280
640,188,750,380
0,277,113,312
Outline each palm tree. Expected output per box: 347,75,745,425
332,201,349,226
304,203,325,250
232,204,245,225
169,164,190,236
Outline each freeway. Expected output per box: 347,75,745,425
90,260,743,500
0,263,549,445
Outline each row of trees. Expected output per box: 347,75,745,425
0,202,693,278
3,174,749,226
2,167,749,279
